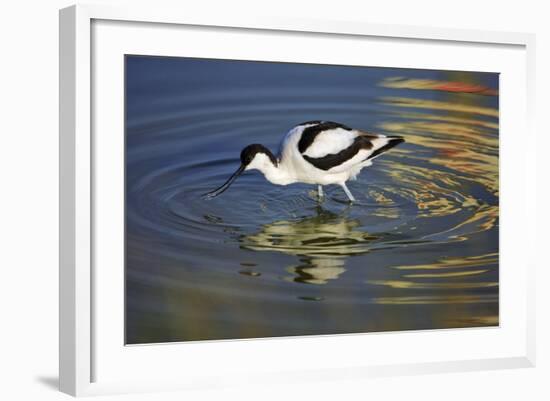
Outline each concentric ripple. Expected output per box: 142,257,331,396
125,56,499,343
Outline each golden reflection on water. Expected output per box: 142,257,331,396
366,189,400,218
377,83,499,252
367,280,498,290
394,253,498,270
452,316,499,326
381,121,498,195
402,269,489,278
373,80,499,299
382,96,499,117
373,294,498,305
388,111,499,130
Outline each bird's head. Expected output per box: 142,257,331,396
240,144,277,171
204,144,277,199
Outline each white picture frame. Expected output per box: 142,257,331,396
59,4,536,397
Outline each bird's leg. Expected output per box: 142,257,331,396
317,185,324,201
341,183,356,203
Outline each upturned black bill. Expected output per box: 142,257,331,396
204,164,245,199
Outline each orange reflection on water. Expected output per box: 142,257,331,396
380,77,499,96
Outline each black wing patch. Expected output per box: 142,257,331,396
303,136,404,171
297,121,352,154
303,136,372,171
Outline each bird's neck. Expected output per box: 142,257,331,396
259,159,295,186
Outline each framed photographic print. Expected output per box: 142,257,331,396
59,4,536,396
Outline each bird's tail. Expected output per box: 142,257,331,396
366,136,405,160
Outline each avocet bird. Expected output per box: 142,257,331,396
205,121,404,202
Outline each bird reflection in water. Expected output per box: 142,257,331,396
239,207,377,285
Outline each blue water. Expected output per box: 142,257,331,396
125,55,499,344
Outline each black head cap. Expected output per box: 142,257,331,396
240,144,277,166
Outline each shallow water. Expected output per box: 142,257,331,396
125,56,499,344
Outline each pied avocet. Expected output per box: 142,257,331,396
205,121,404,202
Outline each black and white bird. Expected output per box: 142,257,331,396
205,121,404,202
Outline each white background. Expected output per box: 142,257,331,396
0,0,547,400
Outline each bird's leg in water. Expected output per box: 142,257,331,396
317,185,324,201
341,183,356,203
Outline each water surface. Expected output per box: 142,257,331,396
125,56,499,344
